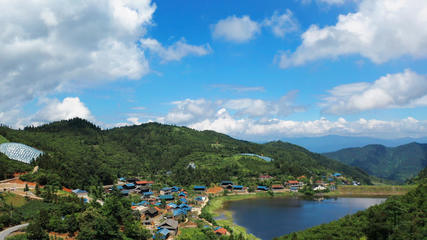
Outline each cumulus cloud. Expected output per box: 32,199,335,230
0,0,156,112
321,69,427,114
0,97,94,128
156,92,304,125
263,10,299,38
212,11,298,42
212,15,261,43
140,38,212,63
189,115,427,140
277,0,427,68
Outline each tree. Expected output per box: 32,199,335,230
35,183,40,196
24,184,29,192
27,220,49,240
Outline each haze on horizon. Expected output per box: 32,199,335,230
1,0,427,142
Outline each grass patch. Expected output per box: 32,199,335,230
2,193,28,208
0,135,8,144
321,185,415,197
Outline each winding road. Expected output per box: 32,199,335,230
0,223,28,240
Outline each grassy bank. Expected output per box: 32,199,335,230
0,135,8,144
319,185,415,197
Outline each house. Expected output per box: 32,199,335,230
333,173,342,177
158,195,174,201
271,184,284,190
178,192,187,197
194,186,206,191
179,198,187,203
167,203,178,209
138,186,151,193
118,177,126,182
160,187,172,195
313,186,326,191
232,185,244,190
257,186,269,191
143,191,153,197
135,180,154,186
220,181,233,187
145,207,159,218
155,228,170,239
158,219,179,232
259,175,272,181
290,186,299,192
178,203,191,211
195,196,205,202
171,186,181,192
72,189,88,198
173,208,187,217
297,175,306,180
287,180,302,188
120,190,130,196
132,200,149,206
123,183,135,189
214,227,228,235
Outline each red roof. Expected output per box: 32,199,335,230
288,180,299,184
259,175,272,179
135,180,154,185
63,187,72,193
297,175,306,179
271,184,284,189
215,228,228,235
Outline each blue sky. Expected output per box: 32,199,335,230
1,0,427,140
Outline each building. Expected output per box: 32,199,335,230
287,180,302,188
145,207,159,218
257,186,269,191
159,195,174,201
232,185,244,191
123,183,135,189
155,228,170,239
158,219,179,234
72,189,88,198
271,184,284,190
214,227,228,235
194,186,206,191
220,181,233,187
135,180,154,186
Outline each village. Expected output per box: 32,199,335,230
0,171,353,240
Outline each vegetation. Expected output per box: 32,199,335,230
0,153,33,180
275,169,427,240
0,118,372,189
324,143,427,183
0,134,8,144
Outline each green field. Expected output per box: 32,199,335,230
0,135,8,144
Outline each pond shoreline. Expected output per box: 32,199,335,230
204,186,412,239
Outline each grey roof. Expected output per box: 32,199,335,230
159,219,178,230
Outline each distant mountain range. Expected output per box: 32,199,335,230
323,142,427,183
281,135,427,153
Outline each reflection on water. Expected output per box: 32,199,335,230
225,197,385,240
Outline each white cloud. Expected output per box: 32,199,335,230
210,84,265,93
156,92,304,125
189,115,427,140
0,0,157,112
321,69,427,114
33,97,94,123
263,10,299,38
0,97,94,128
212,15,261,43
278,0,427,68
140,38,212,63
301,0,349,5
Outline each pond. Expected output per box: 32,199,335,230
224,197,385,240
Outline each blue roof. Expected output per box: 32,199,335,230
125,183,135,187
132,201,149,206
214,226,222,231
178,192,187,196
179,203,191,210
121,190,130,195
290,186,299,190
333,173,342,177
157,228,170,236
143,191,153,196
195,196,204,201
257,186,268,190
167,203,178,208
117,185,123,190
154,202,162,206
233,185,243,189
173,209,186,216
119,177,126,181
179,198,187,203
171,186,181,192
159,195,174,200
194,186,206,190
161,187,172,191
72,189,88,194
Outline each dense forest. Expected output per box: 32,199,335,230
324,143,427,183
0,118,371,189
276,168,427,240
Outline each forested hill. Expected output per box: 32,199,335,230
0,118,371,188
323,143,427,183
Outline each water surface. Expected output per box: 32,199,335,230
225,197,385,240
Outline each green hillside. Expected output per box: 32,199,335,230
0,134,8,144
276,169,427,240
0,153,33,180
323,143,427,183
0,118,372,188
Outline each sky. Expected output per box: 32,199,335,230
1,0,427,141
